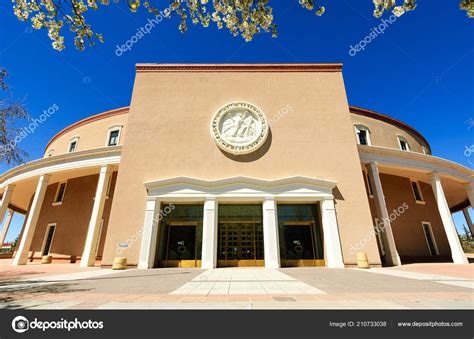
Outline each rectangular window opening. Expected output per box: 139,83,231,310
411,181,424,203
374,218,386,257
422,222,439,256
106,175,113,198
69,141,77,153
359,130,368,145
42,224,56,256
54,182,67,204
108,130,120,146
398,137,410,151
366,173,374,197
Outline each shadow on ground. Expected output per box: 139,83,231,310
0,281,92,310
0,268,205,307
0,269,48,280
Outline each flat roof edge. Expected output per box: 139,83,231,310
135,63,343,73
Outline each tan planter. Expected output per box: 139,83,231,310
41,255,53,264
356,252,370,269
112,257,127,270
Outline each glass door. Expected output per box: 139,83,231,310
282,222,316,261
217,204,264,267
278,204,325,267
165,223,197,262
157,204,203,268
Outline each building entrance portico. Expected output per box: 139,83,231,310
138,176,344,270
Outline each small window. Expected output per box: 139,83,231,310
355,125,371,146
422,222,439,255
106,175,113,199
410,180,424,203
365,172,374,197
47,149,54,157
42,224,56,256
359,130,368,145
108,130,120,146
53,182,67,205
94,219,105,255
374,218,386,257
68,137,79,153
69,141,77,152
106,126,122,147
398,136,410,151
400,140,408,151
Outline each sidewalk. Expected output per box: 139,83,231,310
389,263,474,280
1,260,473,310
0,258,102,281
364,264,474,289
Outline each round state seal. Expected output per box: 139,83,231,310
210,102,269,155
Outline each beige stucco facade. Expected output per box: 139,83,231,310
44,107,128,157
102,66,379,267
366,173,451,260
0,64,472,269
350,108,430,154
26,172,118,261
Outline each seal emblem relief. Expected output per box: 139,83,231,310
211,102,269,155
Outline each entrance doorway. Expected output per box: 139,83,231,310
156,204,203,268
217,204,264,267
278,204,325,267
162,223,198,266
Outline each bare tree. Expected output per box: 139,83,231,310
0,68,29,165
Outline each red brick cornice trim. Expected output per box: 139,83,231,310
44,106,129,152
136,63,343,73
349,105,431,153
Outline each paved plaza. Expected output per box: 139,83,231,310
0,259,472,309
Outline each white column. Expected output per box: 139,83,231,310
321,198,345,268
80,166,112,267
138,198,160,269
430,173,468,264
0,185,15,224
201,197,218,269
262,197,280,268
462,208,473,235
0,209,14,245
367,162,401,266
12,175,50,265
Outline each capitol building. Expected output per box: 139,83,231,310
0,64,472,269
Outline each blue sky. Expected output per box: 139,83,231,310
0,1,473,241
